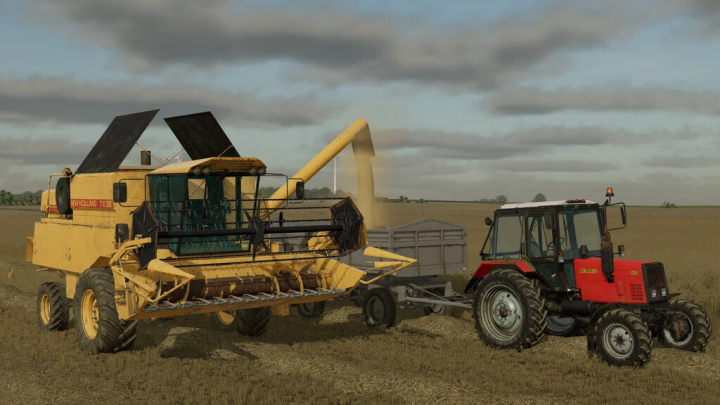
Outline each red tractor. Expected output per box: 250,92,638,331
465,188,711,366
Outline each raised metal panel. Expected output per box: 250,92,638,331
76,110,159,174
164,111,240,160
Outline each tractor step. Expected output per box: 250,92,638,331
142,287,345,313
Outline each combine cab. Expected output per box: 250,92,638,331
27,110,415,354
465,189,711,366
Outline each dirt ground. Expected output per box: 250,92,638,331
1,203,720,405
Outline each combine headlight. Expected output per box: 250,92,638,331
249,166,258,175
258,167,266,175
192,166,202,176
202,166,211,176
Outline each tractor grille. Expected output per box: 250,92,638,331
642,262,668,303
629,284,644,301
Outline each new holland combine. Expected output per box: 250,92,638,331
465,189,711,366
27,110,416,354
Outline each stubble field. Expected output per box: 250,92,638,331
1,203,720,405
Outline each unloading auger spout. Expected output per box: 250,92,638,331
263,118,377,228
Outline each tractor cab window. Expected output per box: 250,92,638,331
558,209,602,260
149,174,260,255
490,214,523,259
526,215,553,258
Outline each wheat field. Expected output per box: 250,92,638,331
1,203,719,405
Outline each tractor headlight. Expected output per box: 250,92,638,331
661,288,667,297
651,290,657,299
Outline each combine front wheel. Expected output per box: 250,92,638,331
473,269,547,350
660,300,711,352
591,309,652,367
210,311,240,333
37,282,69,331
236,307,271,337
74,268,136,354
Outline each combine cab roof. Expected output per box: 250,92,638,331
499,200,598,210
150,157,266,175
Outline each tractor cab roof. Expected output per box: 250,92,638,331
497,199,598,212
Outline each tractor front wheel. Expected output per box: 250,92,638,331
659,300,711,352
473,269,547,350
590,309,652,367
74,268,137,354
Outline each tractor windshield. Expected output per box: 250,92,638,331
558,208,602,260
149,174,260,255
490,214,523,259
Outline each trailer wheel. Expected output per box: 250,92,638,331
236,307,271,337
659,299,711,352
37,282,69,331
545,315,584,337
362,288,396,330
297,301,325,318
474,269,547,350
210,310,239,333
591,309,652,367
423,303,448,316
74,268,136,354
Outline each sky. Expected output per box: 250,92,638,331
1,0,719,204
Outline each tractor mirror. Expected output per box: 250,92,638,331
543,211,554,229
484,217,493,226
295,181,305,200
113,182,127,203
621,206,626,225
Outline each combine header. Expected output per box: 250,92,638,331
28,110,415,354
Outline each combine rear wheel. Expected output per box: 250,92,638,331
590,309,652,367
37,282,69,331
659,300,711,352
362,288,396,330
297,301,325,318
236,307,271,337
74,268,136,354
473,269,547,350
210,311,240,333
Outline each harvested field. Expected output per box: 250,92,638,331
1,203,720,404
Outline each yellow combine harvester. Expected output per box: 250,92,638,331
27,110,414,354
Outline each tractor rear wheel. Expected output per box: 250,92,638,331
473,269,547,350
236,307,271,337
210,310,240,333
37,282,69,331
297,301,325,318
362,288,397,330
659,299,711,352
74,268,137,354
590,309,652,367
546,315,584,337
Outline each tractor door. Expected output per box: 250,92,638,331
557,208,603,288
526,213,564,287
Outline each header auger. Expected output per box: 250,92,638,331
27,109,415,354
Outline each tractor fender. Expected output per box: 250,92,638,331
463,261,536,293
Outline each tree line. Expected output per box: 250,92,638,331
0,190,43,206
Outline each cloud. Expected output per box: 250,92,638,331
31,0,644,90
487,159,616,173
484,88,720,116
642,156,720,169
0,137,92,166
0,78,338,127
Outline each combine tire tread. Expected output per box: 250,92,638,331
473,269,547,350
74,268,135,354
237,307,271,337
37,282,69,331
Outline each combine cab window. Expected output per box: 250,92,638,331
491,215,523,259
149,174,259,255
559,209,602,260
